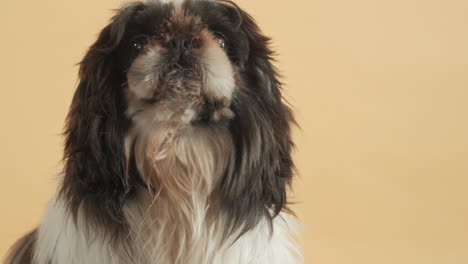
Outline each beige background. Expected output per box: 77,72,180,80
1,0,468,263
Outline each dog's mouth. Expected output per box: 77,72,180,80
126,67,233,124
148,63,204,103
156,72,234,123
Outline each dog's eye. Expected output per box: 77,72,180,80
213,32,226,49
131,35,149,51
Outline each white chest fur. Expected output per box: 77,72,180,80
33,196,301,264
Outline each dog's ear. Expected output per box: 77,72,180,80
218,2,296,237
61,3,144,235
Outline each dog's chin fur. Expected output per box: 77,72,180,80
5,0,302,263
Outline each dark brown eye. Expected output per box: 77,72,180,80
131,35,149,51
213,32,226,49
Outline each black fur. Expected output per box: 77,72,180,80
60,3,146,239
210,0,296,238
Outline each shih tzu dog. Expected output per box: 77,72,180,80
6,0,301,263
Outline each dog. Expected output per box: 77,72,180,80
5,0,301,263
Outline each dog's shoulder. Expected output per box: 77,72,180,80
4,229,37,264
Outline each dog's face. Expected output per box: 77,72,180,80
122,1,248,124
63,0,294,237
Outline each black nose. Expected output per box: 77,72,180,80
168,35,192,52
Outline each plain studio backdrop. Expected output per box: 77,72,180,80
1,0,468,263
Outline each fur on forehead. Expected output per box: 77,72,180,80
157,0,186,5
158,0,185,4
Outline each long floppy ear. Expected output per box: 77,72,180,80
60,3,144,236
219,2,296,237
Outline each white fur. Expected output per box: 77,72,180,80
200,31,236,101
34,198,131,264
157,0,186,6
33,195,302,264
126,47,163,100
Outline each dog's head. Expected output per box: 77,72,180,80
62,0,295,237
